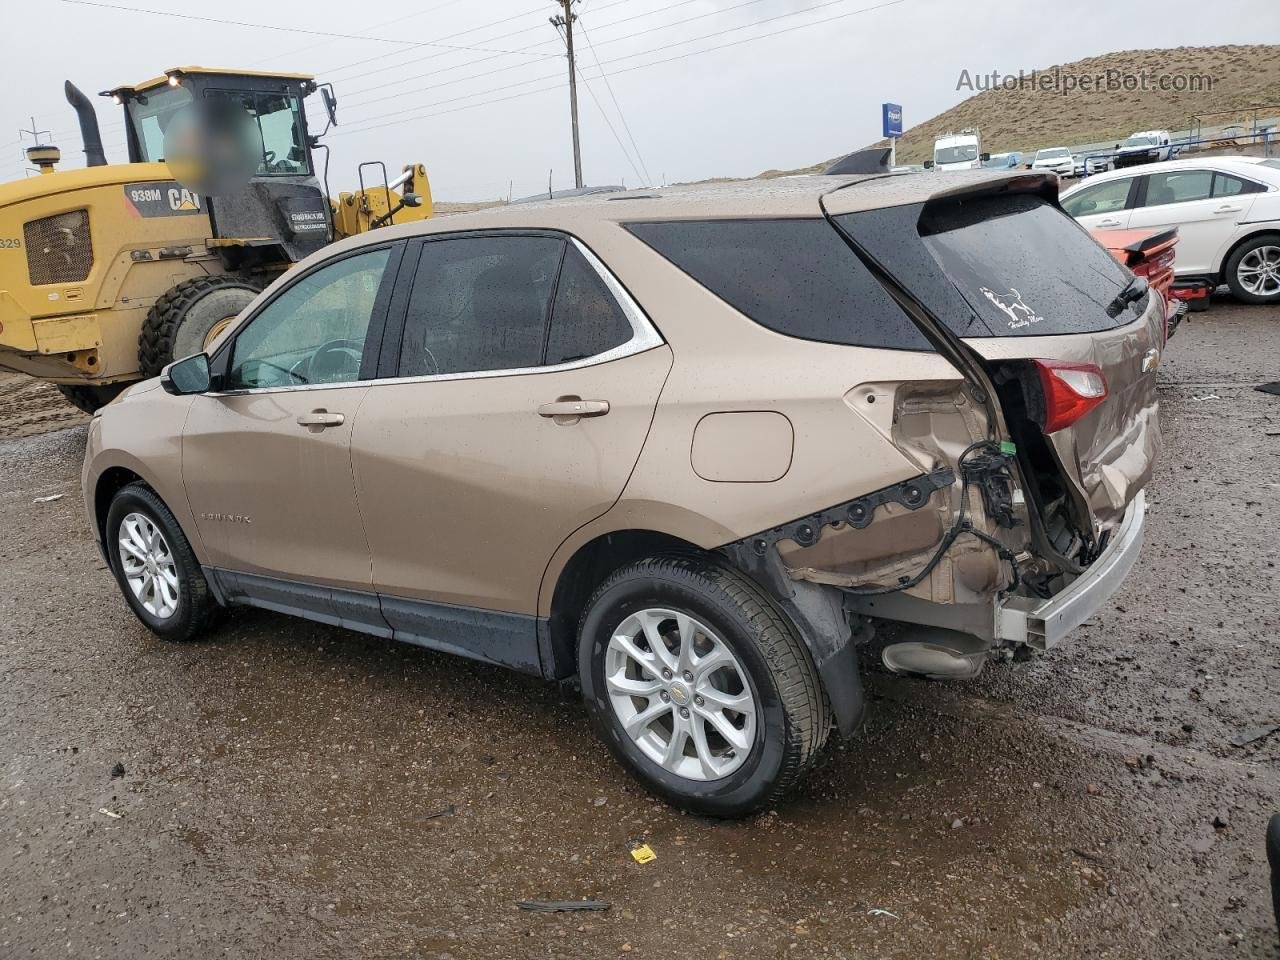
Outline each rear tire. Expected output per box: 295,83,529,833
56,382,126,414
138,275,261,377
1224,234,1280,305
578,554,829,817
105,483,218,642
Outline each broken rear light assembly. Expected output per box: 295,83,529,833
1035,359,1108,432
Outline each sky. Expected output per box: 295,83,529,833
2,0,1275,200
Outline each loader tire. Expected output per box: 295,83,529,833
56,383,127,414
138,276,261,378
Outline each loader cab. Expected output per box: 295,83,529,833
105,67,332,267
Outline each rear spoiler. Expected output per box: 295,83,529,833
820,169,1061,216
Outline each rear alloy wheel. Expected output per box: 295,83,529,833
1225,236,1280,305
579,554,829,817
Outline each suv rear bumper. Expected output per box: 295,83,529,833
994,490,1146,650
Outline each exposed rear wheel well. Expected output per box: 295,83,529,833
545,530,705,678
94,467,146,543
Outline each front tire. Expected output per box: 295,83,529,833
138,275,261,378
1225,234,1280,305
578,554,829,817
105,483,218,642
56,382,126,414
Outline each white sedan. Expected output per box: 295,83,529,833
1061,156,1280,304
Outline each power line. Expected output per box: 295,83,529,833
332,0,905,137
577,17,652,187
336,0,898,133
318,3,555,80
56,0,564,60
340,0,762,107
247,0,473,68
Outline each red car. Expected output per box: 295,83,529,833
1090,226,1202,339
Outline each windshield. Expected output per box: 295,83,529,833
1123,136,1157,147
1036,148,1070,159
126,85,195,162
934,144,978,164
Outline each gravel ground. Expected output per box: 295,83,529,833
1,299,1278,959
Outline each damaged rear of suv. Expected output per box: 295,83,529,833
84,169,1158,817
595,170,1158,812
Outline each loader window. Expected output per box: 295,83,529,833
204,90,311,176
127,85,194,162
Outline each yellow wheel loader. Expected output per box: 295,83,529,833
0,67,432,412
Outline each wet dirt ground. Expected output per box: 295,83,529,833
1,300,1278,959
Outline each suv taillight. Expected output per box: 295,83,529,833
1035,360,1108,432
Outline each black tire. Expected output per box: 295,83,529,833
578,554,830,817
1224,233,1280,305
56,382,127,414
105,483,218,642
138,275,261,378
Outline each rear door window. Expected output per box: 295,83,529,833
624,218,932,351
1142,170,1213,206
834,193,1132,338
398,235,564,377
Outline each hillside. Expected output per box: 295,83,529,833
764,44,1280,175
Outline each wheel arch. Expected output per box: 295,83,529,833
541,528,707,681
538,515,865,738
1217,227,1280,283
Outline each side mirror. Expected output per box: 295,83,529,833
161,353,211,395
980,152,991,162
321,86,338,128
923,159,935,169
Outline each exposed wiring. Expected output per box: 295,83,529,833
842,441,1022,596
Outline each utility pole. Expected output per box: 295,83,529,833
550,0,583,189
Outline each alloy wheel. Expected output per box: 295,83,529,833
1237,244,1280,298
118,512,180,619
605,608,757,781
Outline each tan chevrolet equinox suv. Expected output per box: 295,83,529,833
83,170,1158,816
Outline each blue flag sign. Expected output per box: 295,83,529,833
882,103,903,139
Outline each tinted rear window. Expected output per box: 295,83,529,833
835,194,1134,338
624,218,932,351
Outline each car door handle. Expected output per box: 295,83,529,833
1213,205,1243,214
538,398,610,419
296,410,345,428
1096,218,1122,227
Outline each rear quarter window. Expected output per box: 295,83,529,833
624,218,932,351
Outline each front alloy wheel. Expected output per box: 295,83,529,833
606,608,757,780
117,511,180,619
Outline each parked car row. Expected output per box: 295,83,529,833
1062,156,1280,304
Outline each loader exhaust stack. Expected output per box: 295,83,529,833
64,80,107,167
